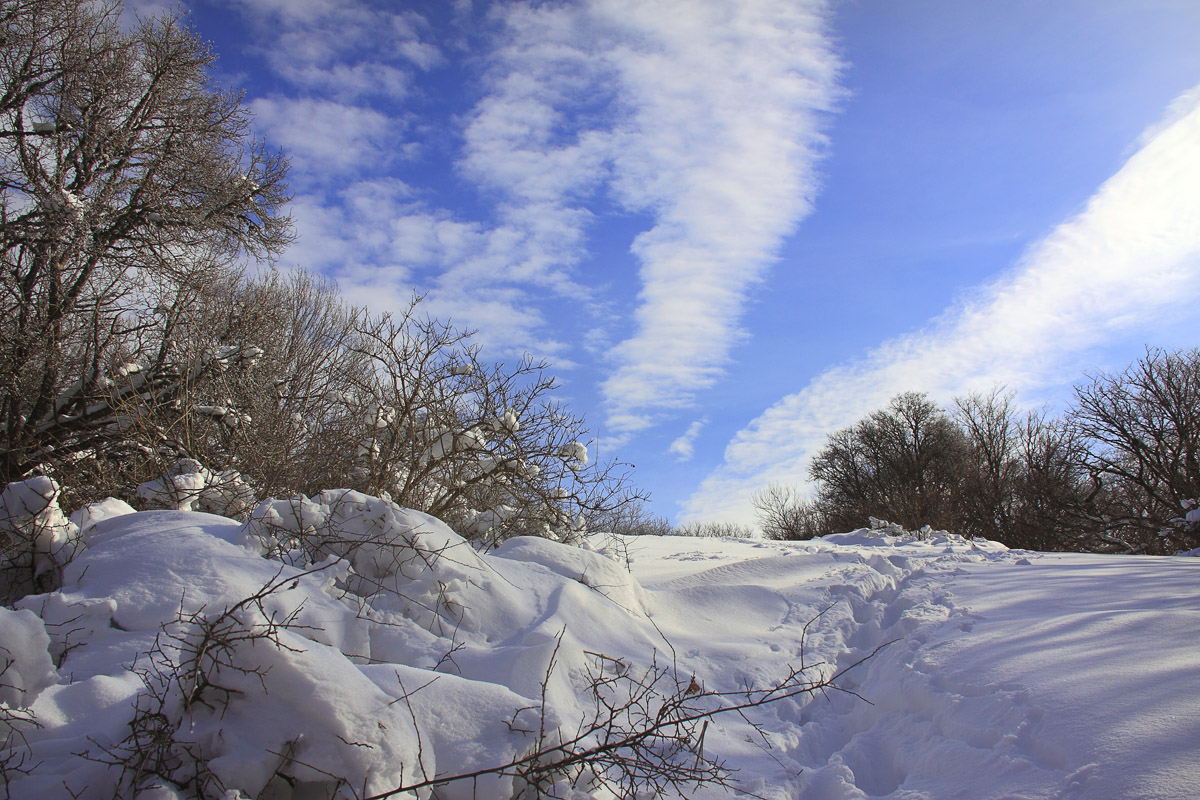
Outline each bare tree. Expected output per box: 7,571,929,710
1009,411,1097,551
671,520,756,538
330,299,647,546
1070,347,1200,553
130,268,366,501
588,497,674,537
751,482,827,540
809,392,968,532
0,0,291,489
953,388,1020,542
772,354,1199,553
954,389,1098,550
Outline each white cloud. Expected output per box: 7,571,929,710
668,418,709,461
455,0,841,434
284,184,576,361
596,0,841,435
226,0,441,95
282,180,419,278
236,0,602,360
683,86,1200,524
250,97,400,178
120,0,176,24
273,61,413,103
232,0,840,379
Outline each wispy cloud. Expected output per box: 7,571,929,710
683,87,1200,523
668,418,709,462
286,189,577,359
230,0,840,379
250,98,402,179
596,1,841,437
226,0,440,98
455,0,841,433
221,0,600,359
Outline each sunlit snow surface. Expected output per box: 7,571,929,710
4,509,1198,799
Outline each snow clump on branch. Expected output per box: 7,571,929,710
136,459,257,518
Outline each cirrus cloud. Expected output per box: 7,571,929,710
455,0,842,434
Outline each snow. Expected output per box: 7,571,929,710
0,608,57,707
559,441,589,467
0,477,76,555
136,459,256,518
491,409,520,434
2,503,1198,799
1,477,80,598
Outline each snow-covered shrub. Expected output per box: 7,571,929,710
1164,498,1200,555
336,304,645,547
97,573,424,799
0,609,54,788
0,608,57,708
137,459,257,519
241,490,495,636
869,516,912,536
0,608,55,786
1,477,81,603
864,517,952,541
817,519,991,550
5,229,645,549
239,494,329,562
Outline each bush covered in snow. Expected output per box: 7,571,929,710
137,459,257,519
2,258,640,553
4,497,1199,799
0,477,80,604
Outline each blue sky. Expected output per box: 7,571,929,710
142,0,1200,525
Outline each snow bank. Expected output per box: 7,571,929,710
3,499,1198,799
603,532,1200,799
3,495,671,798
69,497,136,541
0,476,77,557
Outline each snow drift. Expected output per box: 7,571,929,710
2,492,1199,799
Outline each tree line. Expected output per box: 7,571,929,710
752,348,1200,554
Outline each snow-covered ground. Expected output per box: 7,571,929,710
3,497,1198,799
619,532,1200,799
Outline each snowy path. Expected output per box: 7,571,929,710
617,533,1200,800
